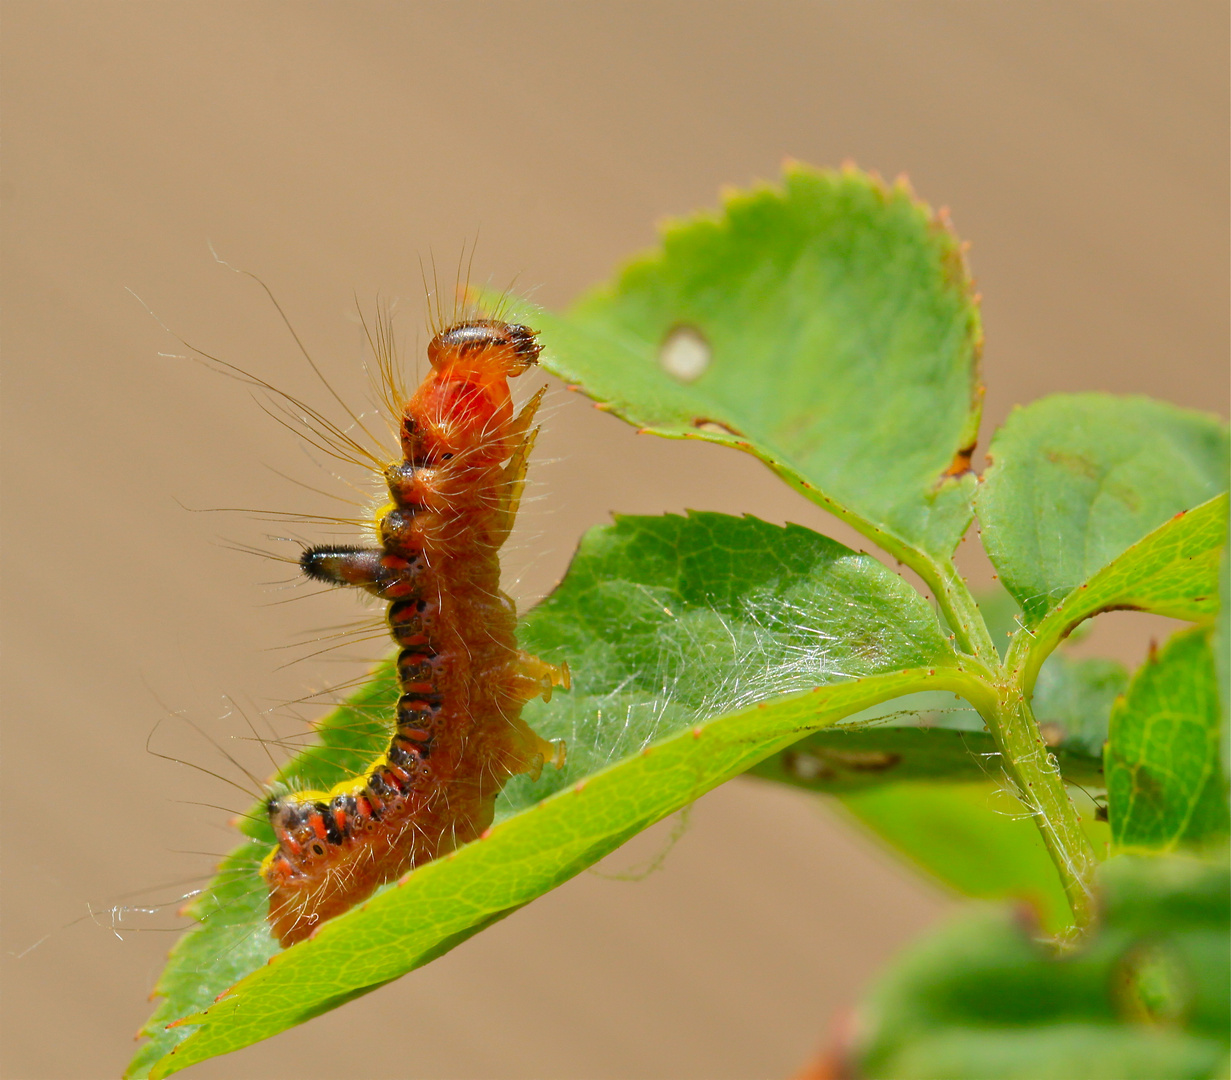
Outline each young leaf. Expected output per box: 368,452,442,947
977,394,1229,626
1106,626,1230,852
853,856,1230,1080
1012,492,1228,696
509,163,983,569
130,513,969,1076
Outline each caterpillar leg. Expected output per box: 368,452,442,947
535,735,567,774
494,649,570,778
505,385,546,442
491,387,546,547
513,650,571,702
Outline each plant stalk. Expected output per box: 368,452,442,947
936,571,1100,936
926,557,999,663
987,685,1100,935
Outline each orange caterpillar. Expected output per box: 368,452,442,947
261,317,569,946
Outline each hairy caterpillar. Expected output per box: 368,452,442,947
260,314,570,946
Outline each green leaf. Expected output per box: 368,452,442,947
511,163,982,567
977,394,1228,626
1217,544,1230,787
855,855,1230,1080
131,513,968,1076
1014,492,1228,695
1106,626,1230,852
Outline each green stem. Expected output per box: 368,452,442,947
925,563,1099,935
924,556,999,663
978,678,1100,934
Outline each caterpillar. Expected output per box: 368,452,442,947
260,314,570,947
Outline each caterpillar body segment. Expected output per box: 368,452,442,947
261,318,568,947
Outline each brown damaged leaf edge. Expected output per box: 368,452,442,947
692,417,744,437
782,748,903,781
941,441,978,479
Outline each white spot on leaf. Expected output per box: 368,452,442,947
659,325,710,382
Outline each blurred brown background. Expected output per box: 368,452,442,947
2,3,1227,1078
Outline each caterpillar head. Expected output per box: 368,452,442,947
426,319,541,377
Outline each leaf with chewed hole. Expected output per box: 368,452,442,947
504,163,983,572
1106,626,1229,853
130,513,975,1076
977,395,1228,627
